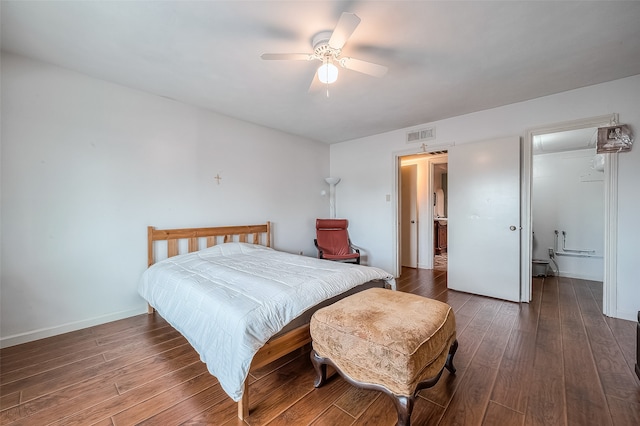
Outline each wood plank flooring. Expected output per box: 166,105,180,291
1,268,638,425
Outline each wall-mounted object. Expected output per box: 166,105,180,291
406,126,436,144
597,124,633,153
553,230,600,258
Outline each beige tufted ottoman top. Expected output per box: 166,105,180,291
310,287,456,396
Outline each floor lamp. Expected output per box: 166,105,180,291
325,177,341,219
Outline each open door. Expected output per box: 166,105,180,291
448,137,521,302
401,164,418,268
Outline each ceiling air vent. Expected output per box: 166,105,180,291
406,127,436,144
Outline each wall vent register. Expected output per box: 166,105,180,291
407,127,436,143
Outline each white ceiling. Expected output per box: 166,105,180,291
2,1,640,144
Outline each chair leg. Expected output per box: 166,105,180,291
445,339,458,374
391,394,414,426
310,350,328,387
311,344,458,426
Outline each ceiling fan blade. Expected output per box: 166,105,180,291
261,53,313,61
340,57,388,77
328,12,361,50
308,73,323,93
309,74,335,98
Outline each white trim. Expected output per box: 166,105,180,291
521,136,531,302
555,271,608,281
0,307,146,348
603,152,618,317
524,113,618,313
613,309,636,322
392,154,401,277
428,155,449,270
426,160,438,269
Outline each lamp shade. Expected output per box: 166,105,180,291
317,62,338,84
325,177,341,185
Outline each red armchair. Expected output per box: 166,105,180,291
314,219,361,264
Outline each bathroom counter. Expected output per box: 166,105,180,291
434,220,447,254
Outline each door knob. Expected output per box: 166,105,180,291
510,225,517,231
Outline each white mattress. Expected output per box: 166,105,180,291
138,242,395,401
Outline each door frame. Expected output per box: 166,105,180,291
523,113,618,314
400,163,418,268
393,144,453,277
429,156,448,262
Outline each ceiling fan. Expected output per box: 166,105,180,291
261,12,388,91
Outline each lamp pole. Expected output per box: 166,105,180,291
325,177,341,218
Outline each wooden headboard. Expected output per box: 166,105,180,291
147,222,271,267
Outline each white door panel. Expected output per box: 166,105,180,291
448,137,521,302
401,165,418,268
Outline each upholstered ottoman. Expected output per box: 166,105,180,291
310,288,458,426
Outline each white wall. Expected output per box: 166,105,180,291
532,149,604,281
1,53,330,346
331,74,640,321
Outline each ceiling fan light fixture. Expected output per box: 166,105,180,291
261,13,387,92
317,62,338,84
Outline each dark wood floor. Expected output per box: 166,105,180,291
1,268,639,425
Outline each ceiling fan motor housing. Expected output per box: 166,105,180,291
312,31,339,60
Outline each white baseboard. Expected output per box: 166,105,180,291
0,307,147,348
555,271,603,282
612,309,637,322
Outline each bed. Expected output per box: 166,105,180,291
139,222,395,419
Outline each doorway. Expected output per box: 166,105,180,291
398,136,522,302
432,160,448,271
531,127,604,282
398,152,448,272
524,114,619,315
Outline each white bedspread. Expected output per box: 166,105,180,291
138,242,395,401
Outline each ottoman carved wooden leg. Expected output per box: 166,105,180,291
310,288,458,426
